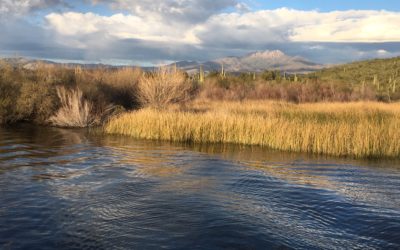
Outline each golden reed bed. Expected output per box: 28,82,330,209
104,101,400,158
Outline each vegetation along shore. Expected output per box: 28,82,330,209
1,57,400,158
105,101,400,158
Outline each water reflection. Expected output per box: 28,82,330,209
188,143,400,209
0,125,400,249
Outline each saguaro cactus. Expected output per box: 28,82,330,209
74,66,82,75
199,65,204,83
361,79,366,97
373,74,380,90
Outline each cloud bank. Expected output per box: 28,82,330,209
1,1,400,64
0,0,68,17
96,0,239,23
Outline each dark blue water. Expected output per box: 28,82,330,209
0,125,400,249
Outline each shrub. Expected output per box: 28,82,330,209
0,81,20,124
17,81,59,123
137,67,194,108
97,67,142,109
73,67,141,111
48,87,96,127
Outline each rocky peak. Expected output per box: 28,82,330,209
245,50,286,59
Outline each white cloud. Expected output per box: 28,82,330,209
0,0,66,17
93,0,238,23
289,10,400,42
235,3,251,13
4,5,400,64
41,7,400,63
46,12,200,48
377,49,388,54
195,8,400,47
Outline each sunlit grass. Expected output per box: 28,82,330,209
105,101,400,158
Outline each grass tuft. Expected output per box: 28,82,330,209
48,87,95,127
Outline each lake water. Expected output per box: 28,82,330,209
0,125,400,249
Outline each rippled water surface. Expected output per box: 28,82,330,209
1,125,400,249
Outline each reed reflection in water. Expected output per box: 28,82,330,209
0,125,399,249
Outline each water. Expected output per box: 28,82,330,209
1,125,400,249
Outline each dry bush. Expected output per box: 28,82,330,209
16,82,59,123
200,78,379,103
75,67,142,110
48,86,96,127
33,63,59,84
98,67,142,109
138,67,194,108
0,81,20,124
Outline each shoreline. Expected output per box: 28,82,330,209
2,100,400,159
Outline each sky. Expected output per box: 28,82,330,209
1,0,400,65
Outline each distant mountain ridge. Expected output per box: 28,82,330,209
1,50,323,73
0,57,122,70
173,50,324,74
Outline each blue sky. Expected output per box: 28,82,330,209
1,0,400,65
69,0,400,14
70,1,400,15
254,0,400,11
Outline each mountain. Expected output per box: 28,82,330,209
1,50,323,73
0,58,54,70
172,50,323,74
0,57,125,70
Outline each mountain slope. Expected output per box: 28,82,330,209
0,57,124,70
313,57,400,85
1,50,322,73
174,50,323,73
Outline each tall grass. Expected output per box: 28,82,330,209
48,87,95,127
105,101,400,158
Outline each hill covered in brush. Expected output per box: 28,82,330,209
313,57,400,88
293,57,399,101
